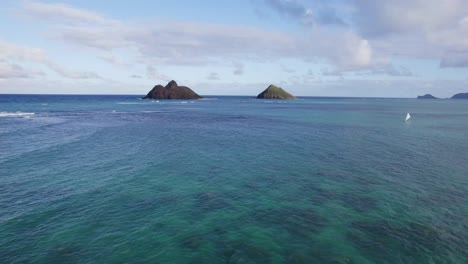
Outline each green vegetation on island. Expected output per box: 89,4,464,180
257,84,296,99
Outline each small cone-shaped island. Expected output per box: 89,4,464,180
257,84,296,99
143,80,202,99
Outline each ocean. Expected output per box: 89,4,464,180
0,94,467,263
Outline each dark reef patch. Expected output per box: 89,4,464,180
194,192,231,212
340,193,379,213
45,244,84,264
348,220,444,262
220,241,271,263
250,207,327,237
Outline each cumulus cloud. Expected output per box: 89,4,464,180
319,32,372,70
20,1,375,72
15,0,468,95
258,0,468,68
351,0,468,67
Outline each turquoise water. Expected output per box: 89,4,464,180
1,95,467,263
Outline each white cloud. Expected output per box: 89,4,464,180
46,62,101,79
23,1,119,26
0,41,48,61
98,54,126,66
0,63,44,79
0,41,100,79
21,1,376,72
5,0,468,95
353,0,468,37
260,0,468,68
352,0,468,67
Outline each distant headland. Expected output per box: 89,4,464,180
257,84,296,99
417,94,438,99
451,92,468,99
143,80,202,99
416,92,468,99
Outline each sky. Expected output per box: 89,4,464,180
1,0,468,97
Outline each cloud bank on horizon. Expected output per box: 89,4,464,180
0,0,467,97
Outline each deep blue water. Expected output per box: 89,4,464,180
0,94,467,263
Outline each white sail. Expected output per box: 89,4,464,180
405,113,411,122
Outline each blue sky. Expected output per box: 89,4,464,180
1,0,468,97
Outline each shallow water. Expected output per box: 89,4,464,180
1,94,467,263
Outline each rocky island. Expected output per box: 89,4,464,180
417,94,438,99
451,92,468,99
143,80,202,99
257,84,296,99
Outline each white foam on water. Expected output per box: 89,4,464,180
117,102,143,105
0,112,35,117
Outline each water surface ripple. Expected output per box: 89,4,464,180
0,95,467,263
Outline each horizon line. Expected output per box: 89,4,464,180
0,93,443,99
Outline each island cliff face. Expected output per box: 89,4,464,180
417,94,438,99
451,92,468,99
257,84,296,99
143,80,202,99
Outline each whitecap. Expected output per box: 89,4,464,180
0,112,35,117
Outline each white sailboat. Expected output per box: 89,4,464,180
405,113,411,122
